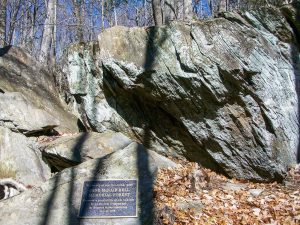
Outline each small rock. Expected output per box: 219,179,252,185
176,199,203,211
189,166,209,192
222,182,248,191
249,189,264,197
157,206,176,225
253,208,261,216
294,164,300,174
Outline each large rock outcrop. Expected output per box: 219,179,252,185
0,45,80,198
61,5,300,181
0,46,79,134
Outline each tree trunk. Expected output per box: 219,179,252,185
0,0,7,47
208,0,214,16
152,0,163,26
102,0,105,30
39,0,56,63
176,0,183,20
89,1,94,40
7,0,21,45
29,0,37,51
51,0,57,66
113,0,117,26
165,0,176,24
183,0,192,20
73,0,84,42
218,0,227,12
144,0,148,26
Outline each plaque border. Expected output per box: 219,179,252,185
78,179,139,219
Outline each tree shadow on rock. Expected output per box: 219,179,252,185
137,125,154,225
287,1,300,163
135,26,164,225
66,133,89,225
0,45,12,56
101,26,169,225
294,0,300,163
39,133,89,225
102,24,225,173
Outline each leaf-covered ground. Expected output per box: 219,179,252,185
154,158,300,225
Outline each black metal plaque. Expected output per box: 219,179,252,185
78,180,138,218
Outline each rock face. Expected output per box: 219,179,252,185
61,6,300,181
0,45,82,199
0,127,51,186
0,46,79,134
40,131,133,170
0,143,177,225
0,92,60,134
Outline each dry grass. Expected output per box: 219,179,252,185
0,162,16,179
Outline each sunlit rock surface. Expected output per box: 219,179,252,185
40,131,133,171
0,92,60,134
61,5,300,182
0,143,177,225
0,126,51,186
0,46,79,134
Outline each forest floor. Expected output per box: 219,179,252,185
154,158,300,225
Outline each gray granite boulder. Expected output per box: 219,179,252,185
0,142,177,225
0,46,79,134
0,92,60,134
0,127,51,186
40,131,133,170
